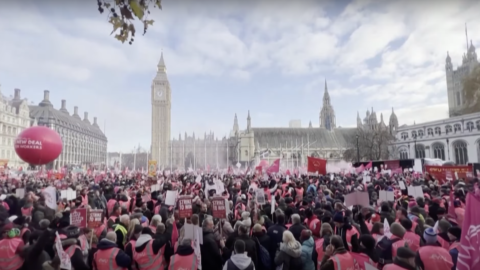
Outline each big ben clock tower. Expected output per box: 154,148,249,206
151,52,171,168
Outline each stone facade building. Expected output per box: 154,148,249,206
0,88,31,167
390,111,480,164
446,28,478,117
29,90,108,169
232,81,357,168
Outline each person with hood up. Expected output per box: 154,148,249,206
319,235,356,270
133,227,170,270
415,228,453,270
92,231,131,270
352,234,378,270
223,240,255,270
383,247,417,270
169,238,198,270
332,212,359,252
447,226,461,270
300,229,315,270
274,230,303,270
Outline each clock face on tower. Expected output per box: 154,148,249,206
154,84,166,101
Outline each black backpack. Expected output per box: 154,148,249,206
375,237,401,266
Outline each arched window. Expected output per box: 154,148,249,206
415,144,426,159
432,142,445,160
418,130,424,137
476,120,480,131
453,141,468,165
467,121,474,132
427,128,434,136
399,148,408,159
445,125,452,134
454,123,462,132
412,131,417,138
435,127,441,135
401,132,408,140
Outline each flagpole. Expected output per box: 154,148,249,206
295,138,298,168
183,138,185,171
301,137,304,166
307,133,310,159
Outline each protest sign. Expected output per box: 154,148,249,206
87,210,103,229
70,208,87,228
211,197,227,219
178,196,193,219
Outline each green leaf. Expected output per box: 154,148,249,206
130,0,144,19
156,0,162,9
109,17,123,35
145,19,154,25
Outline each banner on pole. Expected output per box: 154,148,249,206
148,160,157,177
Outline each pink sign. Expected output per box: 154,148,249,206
70,208,87,228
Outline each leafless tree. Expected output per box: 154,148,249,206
342,128,395,162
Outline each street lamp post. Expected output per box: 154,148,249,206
356,135,360,163
446,138,450,161
413,134,417,158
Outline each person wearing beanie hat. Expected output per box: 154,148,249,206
389,223,407,258
437,219,452,249
383,247,416,270
447,226,462,270
416,227,454,270
299,229,315,270
333,211,359,253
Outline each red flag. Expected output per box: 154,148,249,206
171,219,178,248
267,159,280,173
307,157,327,175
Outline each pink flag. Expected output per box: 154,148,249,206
267,159,280,174
457,190,480,270
355,165,364,174
365,161,372,170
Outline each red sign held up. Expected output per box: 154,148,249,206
425,165,473,183
211,197,227,219
88,210,103,229
177,196,193,219
70,208,87,228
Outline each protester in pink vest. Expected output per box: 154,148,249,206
107,198,117,217
447,226,462,270
383,247,416,270
416,228,453,270
399,219,420,252
108,205,121,231
319,235,356,270
0,224,24,270
390,223,407,258
169,239,198,270
124,225,143,270
93,231,131,270
132,227,168,270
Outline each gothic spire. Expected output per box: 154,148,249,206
157,51,166,72
323,79,330,104
247,110,251,131
309,121,312,128
233,113,239,132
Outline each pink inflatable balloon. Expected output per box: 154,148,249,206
14,126,63,165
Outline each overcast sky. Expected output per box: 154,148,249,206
0,0,479,152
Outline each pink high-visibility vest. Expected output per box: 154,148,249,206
0,238,23,270
133,240,165,270
168,253,197,270
94,247,126,270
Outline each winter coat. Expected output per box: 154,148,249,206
301,237,315,270
274,241,303,270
